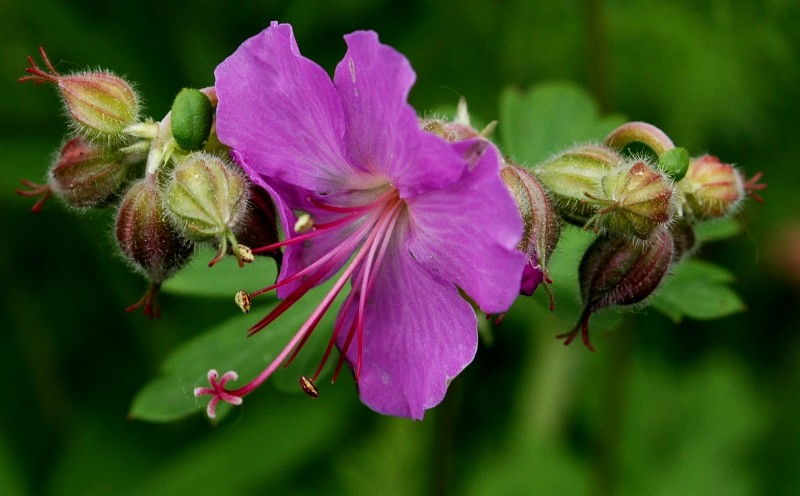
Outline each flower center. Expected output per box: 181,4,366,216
206,186,405,405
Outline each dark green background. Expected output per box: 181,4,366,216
2,1,799,494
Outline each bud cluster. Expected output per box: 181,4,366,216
17,48,280,318
526,121,764,350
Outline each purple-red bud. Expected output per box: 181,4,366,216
559,227,674,350
49,137,130,207
20,47,140,143
116,177,193,317
237,184,282,266
501,164,560,300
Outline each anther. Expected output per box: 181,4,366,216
235,290,251,313
299,376,319,398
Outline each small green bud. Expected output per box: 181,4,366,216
559,227,674,350
657,147,690,181
170,88,214,151
164,152,250,266
20,48,139,144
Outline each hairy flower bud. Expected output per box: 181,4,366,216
164,152,250,266
116,177,193,318
587,160,676,240
559,227,674,350
50,137,131,207
20,48,140,144
533,144,622,225
678,155,745,219
420,97,496,143
236,184,282,266
501,164,560,301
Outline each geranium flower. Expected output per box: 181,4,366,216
195,22,525,419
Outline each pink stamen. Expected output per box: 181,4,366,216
198,188,405,413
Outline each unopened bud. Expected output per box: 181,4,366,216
238,185,282,266
559,227,674,350
501,164,561,300
170,88,214,151
678,155,744,219
164,152,249,266
116,178,193,317
587,160,676,240
669,219,697,261
20,48,140,144
533,144,622,225
421,97,496,142
49,137,131,207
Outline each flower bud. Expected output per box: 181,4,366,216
420,97,496,143
237,184,282,265
533,144,622,225
116,177,193,317
170,88,214,151
678,155,744,219
49,137,131,207
669,219,697,261
559,227,674,350
501,164,560,300
164,152,250,266
588,160,676,240
20,48,140,144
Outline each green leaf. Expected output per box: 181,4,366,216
130,276,339,422
161,247,280,298
694,217,743,243
499,82,626,166
650,259,746,323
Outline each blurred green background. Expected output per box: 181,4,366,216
2,0,799,494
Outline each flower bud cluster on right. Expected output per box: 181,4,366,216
504,121,765,350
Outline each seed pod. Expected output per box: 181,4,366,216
20,48,140,144
559,227,674,350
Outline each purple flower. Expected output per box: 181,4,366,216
195,22,525,420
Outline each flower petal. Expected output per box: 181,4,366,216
215,22,377,193
406,140,526,313
338,234,477,419
334,31,465,196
